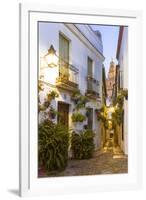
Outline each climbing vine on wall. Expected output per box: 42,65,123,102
112,89,128,125
95,106,108,129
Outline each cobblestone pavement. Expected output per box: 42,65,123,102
39,151,128,177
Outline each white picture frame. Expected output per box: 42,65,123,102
19,3,143,197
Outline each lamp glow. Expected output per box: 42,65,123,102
44,45,58,67
109,106,115,113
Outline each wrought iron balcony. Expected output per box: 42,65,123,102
85,75,100,99
56,60,79,91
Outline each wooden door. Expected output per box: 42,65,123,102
87,108,93,129
57,101,69,127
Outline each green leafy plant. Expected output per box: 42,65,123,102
38,120,69,173
75,101,87,110
38,81,44,92
76,95,88,109
38,104,46,112
72,89,80,96
43,99,51,108
71,130,95,159
47,90,59,101
72,112,86,122
49,106,58,119
71,89,81,102
116,88,128,106
121,89,128,100
112,89,126,125
71,90,88,108
112,107,123,125
95,107,108,129
38,90,59,115
116,95,124,106
95,107,105,121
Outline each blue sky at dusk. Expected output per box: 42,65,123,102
91,25,119,77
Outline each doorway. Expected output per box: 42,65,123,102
57,101,69,127
87,108,93,129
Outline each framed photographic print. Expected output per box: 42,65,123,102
19,3,143,197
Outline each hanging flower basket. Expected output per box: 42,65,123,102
47,90,59,100
122,89,128,100
72,97,80,104
83,124,88,129
72,112,86,123
49,113,56,119
43,100,50,108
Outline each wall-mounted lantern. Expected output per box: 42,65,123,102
44,45,58,68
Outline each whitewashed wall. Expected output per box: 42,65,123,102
75,24,103,53
118,27,128,155
39,22,103,96
39,22,104,149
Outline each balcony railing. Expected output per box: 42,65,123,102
85,75,100,99
56,59,79,91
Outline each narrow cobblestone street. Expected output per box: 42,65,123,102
38,23,129,180
39,151,128,177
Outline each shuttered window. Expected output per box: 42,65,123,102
59,33,69,77
87,57,93,76
87,57,93,90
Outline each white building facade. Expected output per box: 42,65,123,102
38,22,104,150
116,26,128,155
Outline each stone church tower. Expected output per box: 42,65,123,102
106,59,116,99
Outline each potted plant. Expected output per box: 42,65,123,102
72,112,86,123
121,89,128,100
38,104,46,113
83,124,89,130
43,99,50,108
116,94,124,106
80,95,88,105
71,89,81,103
71,130,95,159
38,81,44,92
38,120,69,172
47,90,59,101
49,106,58,119
95,108,106,122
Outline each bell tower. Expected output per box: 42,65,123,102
106,59,116,99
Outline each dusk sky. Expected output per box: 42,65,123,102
91,25,119,77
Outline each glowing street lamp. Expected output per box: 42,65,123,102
109,106,115,113
108,120,112,130
44,45,58,68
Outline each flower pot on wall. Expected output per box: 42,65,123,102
71,112,86,123
49,106,57,119
74,98,79,104
43,100,50,108
73,122,84,131
47,95,53,102
49,112,56,119
84,124,89,130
